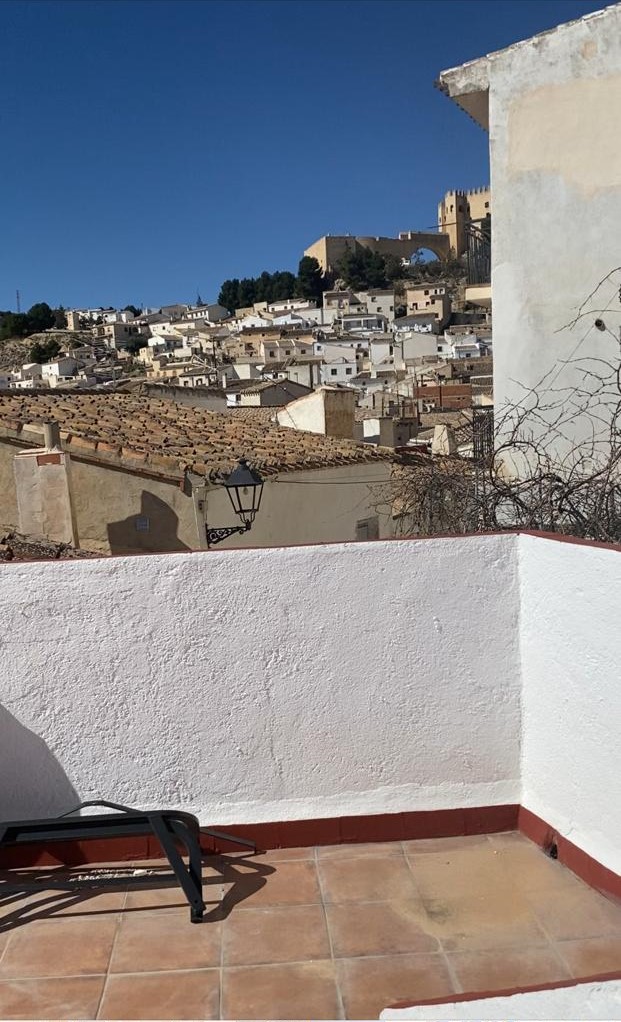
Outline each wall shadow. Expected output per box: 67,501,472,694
107,490,191,555
0,705,79,822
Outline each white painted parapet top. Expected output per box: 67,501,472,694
0,534,521,824
380,978,621,1021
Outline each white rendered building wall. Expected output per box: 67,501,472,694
0,534,521,824
519,534,621,876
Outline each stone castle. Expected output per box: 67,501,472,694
304,187,491,275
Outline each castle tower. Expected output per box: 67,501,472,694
438,187,491,256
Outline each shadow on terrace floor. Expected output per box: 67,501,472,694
0,853,275,932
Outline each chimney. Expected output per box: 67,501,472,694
43,420,61,450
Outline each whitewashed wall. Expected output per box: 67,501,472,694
520,535,621,875
0,534,521,824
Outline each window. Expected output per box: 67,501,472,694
135,516,150,532
268,349,275,357
485,201,489,209
424,289,429,295
285,349,291,355
301,348,307,354
330,368,337,376
345,367,352,375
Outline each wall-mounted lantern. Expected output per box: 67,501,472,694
206,458,264,548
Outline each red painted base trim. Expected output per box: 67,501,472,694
518,806,621,900
0,804,518,868
388,970,621,1011
1,802,619,910
199,803,519,855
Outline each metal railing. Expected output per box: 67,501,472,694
465,216,491,285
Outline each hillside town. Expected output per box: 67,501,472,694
0,188,493,554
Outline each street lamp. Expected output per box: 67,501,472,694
206,458,264,548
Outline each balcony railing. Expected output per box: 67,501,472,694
465,215,491,284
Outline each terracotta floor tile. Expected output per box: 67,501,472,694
425,891,549,951
407,850,514,902
1,887,126,924
223,903,330,966
556,935,621,977
232,859,321,908
403,835,491,855
447,945,571,992
337,952,455,1020
0,915,118,978
99,969,220,1020
0,975,104,1020
110,911,221,972
319,855,418,904
327,900,438,958
222,960,339,1020
528,887,621,941
494,843,589,894
124,879,222,914
318,842,405,859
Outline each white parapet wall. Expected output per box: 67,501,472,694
0,534,521,824
519,534,621,876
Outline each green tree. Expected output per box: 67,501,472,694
29,338,62,364
337,249,388,290
123,305,142,318
237,278,257,309
53,306,67,329
383,254,406,284
296,256,325,303
255,271,274,303
218,278,240,314
0,312,29,340
124,335,147,355
271,270,297,301
27,302,55,332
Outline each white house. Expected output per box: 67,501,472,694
184,304,230,323
319,342,362,385
369,336,404,373
340,313,388,334
355,289,396,322
41,357,80,387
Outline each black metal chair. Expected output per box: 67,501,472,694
0,800,256,923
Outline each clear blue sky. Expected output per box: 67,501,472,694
0,0,605,311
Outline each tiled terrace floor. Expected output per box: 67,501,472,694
1,832,621,1019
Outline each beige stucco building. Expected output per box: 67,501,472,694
0,393,394,555
439,4,621,461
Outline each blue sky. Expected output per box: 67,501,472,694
0,0,605,311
